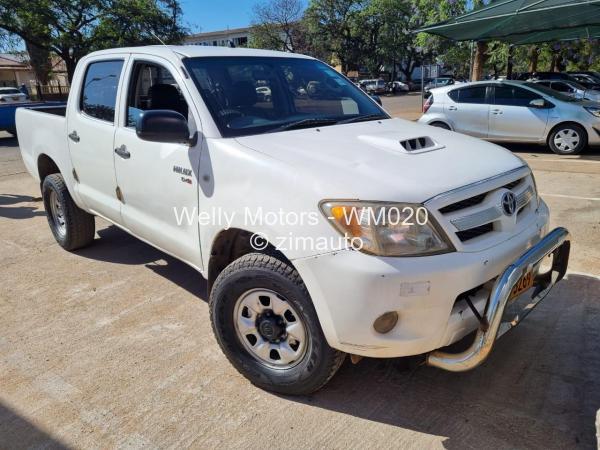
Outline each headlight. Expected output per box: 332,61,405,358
584,106,600,118
320,201,454,256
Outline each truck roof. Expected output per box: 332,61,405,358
86,45,314,60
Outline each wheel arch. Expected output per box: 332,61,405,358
207,227,293,296
37,153,61,182
428,120,453,131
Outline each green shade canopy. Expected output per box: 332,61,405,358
416,0,600,43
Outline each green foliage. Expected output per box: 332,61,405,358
0,0,187,81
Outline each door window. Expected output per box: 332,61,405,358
493,85,542,107
126,61,189,128
80,60,124,122
453,86,488,104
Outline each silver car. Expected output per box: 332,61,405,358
418,80,600,155
532,79,600,103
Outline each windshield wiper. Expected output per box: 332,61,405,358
272,118,338,132
337,114,389,124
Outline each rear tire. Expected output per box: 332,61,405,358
42,173,95,250
209,253,345,395
548,123,587,155
429,121,451,130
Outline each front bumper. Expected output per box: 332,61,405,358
427,226,570,371
293,202,552,358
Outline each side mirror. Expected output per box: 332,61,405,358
136,110,190,144
529,98,552,109
370,94,383,106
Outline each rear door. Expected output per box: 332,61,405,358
445,85,490,138
67,57,128,223
488,85,549,142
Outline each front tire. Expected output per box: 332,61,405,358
209,253,345,395
548,123,587,155
42,173,95,250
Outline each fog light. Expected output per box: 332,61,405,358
373,311,398,334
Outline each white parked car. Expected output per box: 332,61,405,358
16,46,570,394
361,78,387,94
389,80,409,93
0,87,28,103
419,80,600,155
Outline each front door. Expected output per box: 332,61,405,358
67,58,128,223
488,85,549,142
113,57,203,268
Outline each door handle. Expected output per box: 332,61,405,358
491,109,503,115
114,144,130,159
447,105,457,111
68,131,80,142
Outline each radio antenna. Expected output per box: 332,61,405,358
149,30,183,61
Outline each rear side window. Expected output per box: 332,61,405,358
449,86,487,104
80,60,124,122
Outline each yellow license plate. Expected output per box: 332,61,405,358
509,270,535,301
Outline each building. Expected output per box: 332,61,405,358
0,54,35,88
185,27,250,48
0,53,69,89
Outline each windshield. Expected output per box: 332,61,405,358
183,56,387,137
524,82,579,102
0,88,21,95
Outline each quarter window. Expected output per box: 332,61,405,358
80,60,124,122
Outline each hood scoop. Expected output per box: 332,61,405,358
358,133,445,155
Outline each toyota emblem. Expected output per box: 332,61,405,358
501,191,517,216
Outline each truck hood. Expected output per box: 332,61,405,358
235,118,525,203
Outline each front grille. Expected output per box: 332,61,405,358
456,223,494,242
439,193,487,214
439,177,524,214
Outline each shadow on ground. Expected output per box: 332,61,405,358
75,225,208,301
0,402,72,449
502,142,600,158
288,274,600,449
0,135,18,147
0,194,44,219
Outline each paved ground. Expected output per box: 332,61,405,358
1,99,599,450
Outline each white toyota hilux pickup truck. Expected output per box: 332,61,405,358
17,46,571,395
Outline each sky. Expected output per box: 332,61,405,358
180,0,258,34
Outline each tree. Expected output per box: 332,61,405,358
304,0,367,74
0,0,187,82
250,0,306,52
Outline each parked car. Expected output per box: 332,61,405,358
0,87,28,103
424,77,455,92
532,79,600,103
410,78,431,91
520,71,600,91
17,46,570,394
568,71,600,82
388,80,409,94
567,72,600,90
361,79,387,94
0,100,64,135
419,80,600,155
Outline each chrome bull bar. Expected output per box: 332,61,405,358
427,227,571,372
